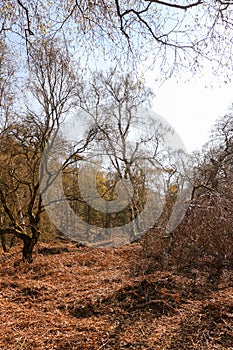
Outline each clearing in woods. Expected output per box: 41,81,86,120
0,241,233,349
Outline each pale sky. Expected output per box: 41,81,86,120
146,76,233,154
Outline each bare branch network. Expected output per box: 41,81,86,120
0,0,233,76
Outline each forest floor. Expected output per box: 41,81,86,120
0,240,233,350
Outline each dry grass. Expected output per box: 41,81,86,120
0,241,233,349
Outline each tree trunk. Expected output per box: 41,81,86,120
1,232,16,252
0,226,40,262
22,227,40,263
1,234,8,252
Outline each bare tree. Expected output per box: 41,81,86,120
192,108,233,197
0,38,18,251
0,39,95,262
142,107,233,273
76,69,179,241
1,1,233,77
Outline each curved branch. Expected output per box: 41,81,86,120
16,0,34,35
114,0,199,49
145,0,203,10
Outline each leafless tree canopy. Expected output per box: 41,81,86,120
1,1,233,76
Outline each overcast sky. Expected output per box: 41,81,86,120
146,73,233,154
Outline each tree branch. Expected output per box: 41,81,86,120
16,0,34,35
145,0,203,10
114,0,130,41
114,0,194,48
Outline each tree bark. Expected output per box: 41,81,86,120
1,234,8,252
22,227,40,263
0,227,40,263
